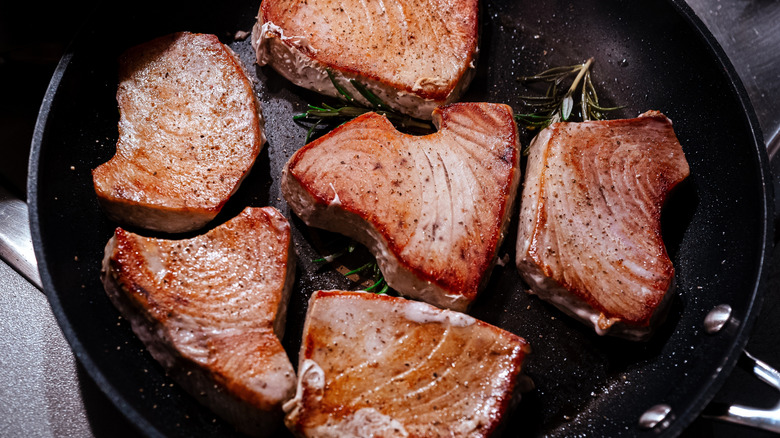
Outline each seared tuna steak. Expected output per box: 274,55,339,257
516,111,690,340
251,0,479,119
101,207,296,436
93,32,265,233
284,290,530,437
282,103,521,311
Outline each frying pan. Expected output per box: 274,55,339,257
28,0,773,436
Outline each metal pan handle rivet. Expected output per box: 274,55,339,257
704,304,732,334
638,404,673,430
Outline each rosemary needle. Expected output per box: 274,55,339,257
345,262,374,277
312,240,356,263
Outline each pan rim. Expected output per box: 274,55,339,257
27,45,164,438
645,0,774,435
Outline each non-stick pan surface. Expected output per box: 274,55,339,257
29,0,773,436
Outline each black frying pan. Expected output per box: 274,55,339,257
29,0,773,436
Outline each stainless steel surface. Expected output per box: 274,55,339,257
0,260,92,437
686,0,780,159
0,185,42,288
1,0,779,437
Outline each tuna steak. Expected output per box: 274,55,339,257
251,0,479,120
282,103,521,311
93,32,265,233
101,207,296,436
516,111,690,340
284,290,530,437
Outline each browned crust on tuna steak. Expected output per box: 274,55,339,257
284,290,530,438
282,103,521,311
516,110,690,340
252,0,479,119
101,207,295,436
93,32,264,233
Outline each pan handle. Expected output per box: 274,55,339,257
702,350,780,433
0,185,41,289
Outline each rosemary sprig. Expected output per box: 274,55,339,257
294,71,432,142
514,58,621,131
313,239,390,295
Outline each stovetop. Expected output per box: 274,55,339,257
2,1,779,436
